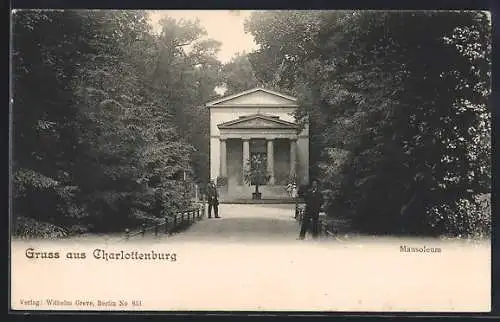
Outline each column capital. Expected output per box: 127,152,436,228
219,137,227,141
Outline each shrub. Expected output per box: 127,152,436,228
427,194,491,239
14,217,69,239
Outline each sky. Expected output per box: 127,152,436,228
147,10,259,64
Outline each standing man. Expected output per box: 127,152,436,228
206,180,220,219
298,179,323,240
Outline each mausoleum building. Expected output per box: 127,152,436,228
206,87,309,201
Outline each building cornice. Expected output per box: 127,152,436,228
205,87,298,107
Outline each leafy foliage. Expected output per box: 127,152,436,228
243,154,270,194
14,217,69,239
246,10,491,237
11,10,219,236
221,53,260,95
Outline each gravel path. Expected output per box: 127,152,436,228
62,204,301,244
167,204,300,242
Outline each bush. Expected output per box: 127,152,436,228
427,194,491,239
14,217,69,239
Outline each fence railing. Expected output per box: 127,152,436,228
294,200,336,237
124,201,206,240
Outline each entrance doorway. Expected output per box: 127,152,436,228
249,139,268,186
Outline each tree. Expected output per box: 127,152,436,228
12,10,99,235
243,154,270,199
148,15,223,186
11,10,218,236
221,53,260,95
245,10,491,237
244,10,328,88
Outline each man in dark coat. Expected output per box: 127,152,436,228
298,179,324,240
206,180,220,219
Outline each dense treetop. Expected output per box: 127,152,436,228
12,10,226,236
245,10,491,237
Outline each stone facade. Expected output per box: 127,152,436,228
206,88,309,200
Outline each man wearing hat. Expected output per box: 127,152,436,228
298,179,323,239
206,180,220,219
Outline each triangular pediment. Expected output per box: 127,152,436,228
206,87,298,107
218,114,298,130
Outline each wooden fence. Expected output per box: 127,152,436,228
124,201,206,240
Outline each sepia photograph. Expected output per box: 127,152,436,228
9,9,492,312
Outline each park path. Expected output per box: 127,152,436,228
65,203,302,244
167,203,300,242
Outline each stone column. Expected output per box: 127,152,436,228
267,139,275,185
290,138,297,179
242,138,250,180
219,138,227,177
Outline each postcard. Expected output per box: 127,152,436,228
9,9,492,312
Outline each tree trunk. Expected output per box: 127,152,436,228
255,184,259,194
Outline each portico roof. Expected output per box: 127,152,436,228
217,114,299,130
205,87,298,107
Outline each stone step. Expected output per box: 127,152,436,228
220,199,297,204
218,184,291,201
